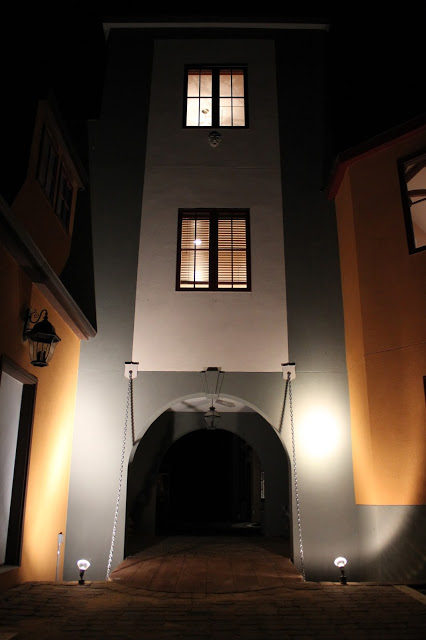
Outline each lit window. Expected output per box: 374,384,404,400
177,210,250,290
185,67,247,127
399,150,426,252
36,126,75,231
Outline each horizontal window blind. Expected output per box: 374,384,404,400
179,217,210,288
218,218,247,288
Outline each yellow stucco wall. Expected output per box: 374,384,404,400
0,246,80,589
335,131,426,505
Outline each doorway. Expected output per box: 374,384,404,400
125,408,290,558
0,357,36,567
156,429,261,536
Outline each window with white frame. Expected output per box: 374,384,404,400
177,209,250,290
399,150,426,252
185,66,247,127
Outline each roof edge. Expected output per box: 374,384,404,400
326,114,426,200
103,21,329,38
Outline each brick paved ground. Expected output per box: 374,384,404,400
1,578,425,639
0,536,425,639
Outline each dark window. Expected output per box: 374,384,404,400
36,126,74,231
398,150,426,252
185,66,247,127
55,165,73,229
177,209,250,290
37,126,58,203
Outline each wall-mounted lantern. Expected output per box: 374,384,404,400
23,308,61,367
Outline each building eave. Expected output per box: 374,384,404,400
326,114,426,201
102,20,329,39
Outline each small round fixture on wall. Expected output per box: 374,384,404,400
208,131,222,148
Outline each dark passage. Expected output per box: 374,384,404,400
156,429,262,535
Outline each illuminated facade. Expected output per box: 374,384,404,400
327,118,426,578
41,18,422,584
0,97,96,591
64,19,359,582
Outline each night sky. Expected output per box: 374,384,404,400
3,6,425,158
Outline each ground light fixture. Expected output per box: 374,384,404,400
23,308,61,367
204,405,221,429
334,556,348,584
77,559,91,585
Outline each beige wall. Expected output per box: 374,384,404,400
334,130,426,505
133,39,288,372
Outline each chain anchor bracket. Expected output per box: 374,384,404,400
282,362,296,380
124,362,139,379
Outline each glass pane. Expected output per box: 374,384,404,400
219,104,232,127
233,106,245,127
231,219,247,245
220,70,232,97
187,71,200,97
404,157,426,249
45,149,58,202
181,219,196,248
233,251,247,282
194,249,209,286
195,219,210,248
180,217,210,288
233,98,245,109
218,220,232,248
199,98,212,126
231,70,244,96
218,218,247,288
218,250,232,287
180,250,195,286
186,98,200,126
199,70,212,97
37,128,49,185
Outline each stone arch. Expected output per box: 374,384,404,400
125,396,291,556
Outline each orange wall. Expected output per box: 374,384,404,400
12,180,73,275
335,132,426,505
0,246,80,589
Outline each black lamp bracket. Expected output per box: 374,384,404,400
23,308,48,341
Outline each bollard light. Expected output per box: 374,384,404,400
77,559,91,585
334,556,347,584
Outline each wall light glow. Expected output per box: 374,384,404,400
299,409,340,458
194,239,202,245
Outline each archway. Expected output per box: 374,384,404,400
125,406,291,557
156,429,261,535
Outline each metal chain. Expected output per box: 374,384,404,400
106,371,133,580
130,371,135,446
288,372,306,581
